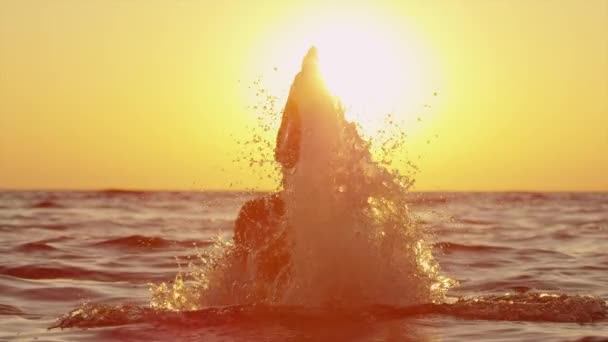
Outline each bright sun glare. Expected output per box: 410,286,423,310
252,11,440,136
315,25,409,121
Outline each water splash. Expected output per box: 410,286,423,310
150,47,452,309
230,76,283,191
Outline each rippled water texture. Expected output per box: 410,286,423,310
0,191,607,341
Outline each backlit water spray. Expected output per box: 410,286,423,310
149,47,452,309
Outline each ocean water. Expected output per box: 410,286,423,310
0,190,606,341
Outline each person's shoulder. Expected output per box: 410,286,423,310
238,193,284,216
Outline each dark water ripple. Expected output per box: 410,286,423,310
15,241,59,252
92,235,212,250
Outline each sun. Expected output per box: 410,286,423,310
248,9,441,136
313,24,412,126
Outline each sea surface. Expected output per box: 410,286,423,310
0,190,607,341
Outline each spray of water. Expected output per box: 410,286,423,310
150,47,453,310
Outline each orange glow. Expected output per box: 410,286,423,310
0,1,607,191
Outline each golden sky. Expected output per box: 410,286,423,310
1,0,607,191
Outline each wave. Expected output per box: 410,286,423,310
92,235,211,249
407,193,450,205
442,293,606,322
15,286,103,302
34,224,71,231
495,192,549,203
455,218,494,225
434,242,572,259
1,223,71,231
49,292,606,330
14,242,58,253
0,303,24,316
0,264,152,282
456,278,560,294
434,242,513,253
30,200,63,209
99,189,148,197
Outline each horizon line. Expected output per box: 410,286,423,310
1,187,607,193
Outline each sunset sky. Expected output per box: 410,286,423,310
1,0,607,191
